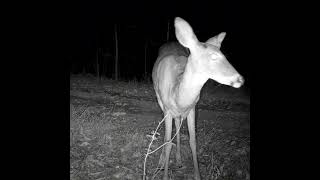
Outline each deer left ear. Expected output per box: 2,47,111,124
174,17,199,49
206,32,226,49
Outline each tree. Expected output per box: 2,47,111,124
114,23,119,80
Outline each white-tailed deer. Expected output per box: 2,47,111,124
152,17,244,180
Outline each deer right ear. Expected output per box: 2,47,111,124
206,32,226,49
174,17,199,49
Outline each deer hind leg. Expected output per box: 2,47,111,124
174,116,183,168
187,108,201,180
157,113,173,180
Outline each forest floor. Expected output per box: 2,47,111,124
70,74,250,180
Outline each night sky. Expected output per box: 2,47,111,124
68,0,250,87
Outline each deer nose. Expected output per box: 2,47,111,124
231,75,244,88
238,75,244,84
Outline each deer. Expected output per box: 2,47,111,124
152,17,244,180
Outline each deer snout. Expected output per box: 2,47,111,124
230,75,244,88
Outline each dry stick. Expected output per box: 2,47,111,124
151,116,184,180
142,112,185,180
150,117,183,155
143,113,168,180
143,113,184,180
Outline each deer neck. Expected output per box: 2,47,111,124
175,59,209,110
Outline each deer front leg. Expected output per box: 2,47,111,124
174,117,183,168
187,108,201,180
157,113,173,180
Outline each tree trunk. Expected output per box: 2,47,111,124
96,48,100,82
166,20,170,42
144,40,148,77
114,24,119,80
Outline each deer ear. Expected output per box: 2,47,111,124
174,17,199,49
206,32,226,49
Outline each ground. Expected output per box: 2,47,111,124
70,74,250,180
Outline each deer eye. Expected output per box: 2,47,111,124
210,52,221,60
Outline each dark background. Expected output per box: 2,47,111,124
4,1,318,180
67,0,250,87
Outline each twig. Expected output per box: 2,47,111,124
143,113,168,180
142,113,184,180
